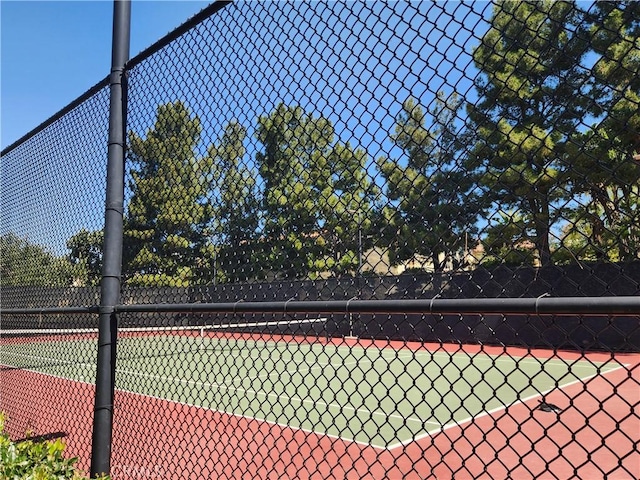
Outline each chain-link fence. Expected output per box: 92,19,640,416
0,79,110,472
2,1,639,478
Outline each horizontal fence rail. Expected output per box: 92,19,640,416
4,296,640,316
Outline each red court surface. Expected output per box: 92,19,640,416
1,343,638,479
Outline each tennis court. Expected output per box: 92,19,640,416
0,320,624,451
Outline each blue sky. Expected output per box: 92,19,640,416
1,0,492,255
1,0,211,150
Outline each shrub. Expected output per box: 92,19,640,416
0,413,108,480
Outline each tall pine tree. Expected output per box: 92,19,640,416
206,121,261,283
563,1,640,261
469,0,591,266
124,101,213,286
378,94,481,272
256,104,374,278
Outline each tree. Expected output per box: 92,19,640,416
255,104,375,278
469,0,591,266
317,140,378,277
589,1,640,157
563,1,640,262
123,101,214,286
480,211,538,266
67,228,103,286
1,233,78,286
206,121,261,283
378,94,481,272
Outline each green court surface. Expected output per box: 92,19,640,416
0,332,616,449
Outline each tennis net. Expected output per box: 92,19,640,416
0,316,333,373
0,316,332,347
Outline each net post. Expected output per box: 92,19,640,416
90,1,130,478
346,297,357,339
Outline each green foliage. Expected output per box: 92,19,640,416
469,0,591,266
123,101,214,286
59,1,640,279
256,103,376,278
564,1,640,262
64,103,379,285
589,0,640,147
67,229,103,286
469,1,640,267
378,93,482,272
0,413,107,480
0,233,79,287
206,121,261,283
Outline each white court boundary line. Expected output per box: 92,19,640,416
1,348,438,449
384,362,629,451
1,346,628,451
0,359,379,449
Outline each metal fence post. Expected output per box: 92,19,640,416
90,0,130,477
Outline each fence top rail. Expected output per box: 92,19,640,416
0,296,640,316
2,297,639,316
0,306,100,315
0,76,110,157
126,0,232,70
112,297,640,316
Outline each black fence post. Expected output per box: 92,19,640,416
90,0,130,477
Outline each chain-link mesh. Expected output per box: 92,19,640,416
1,1,639,479
0,82,109,473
